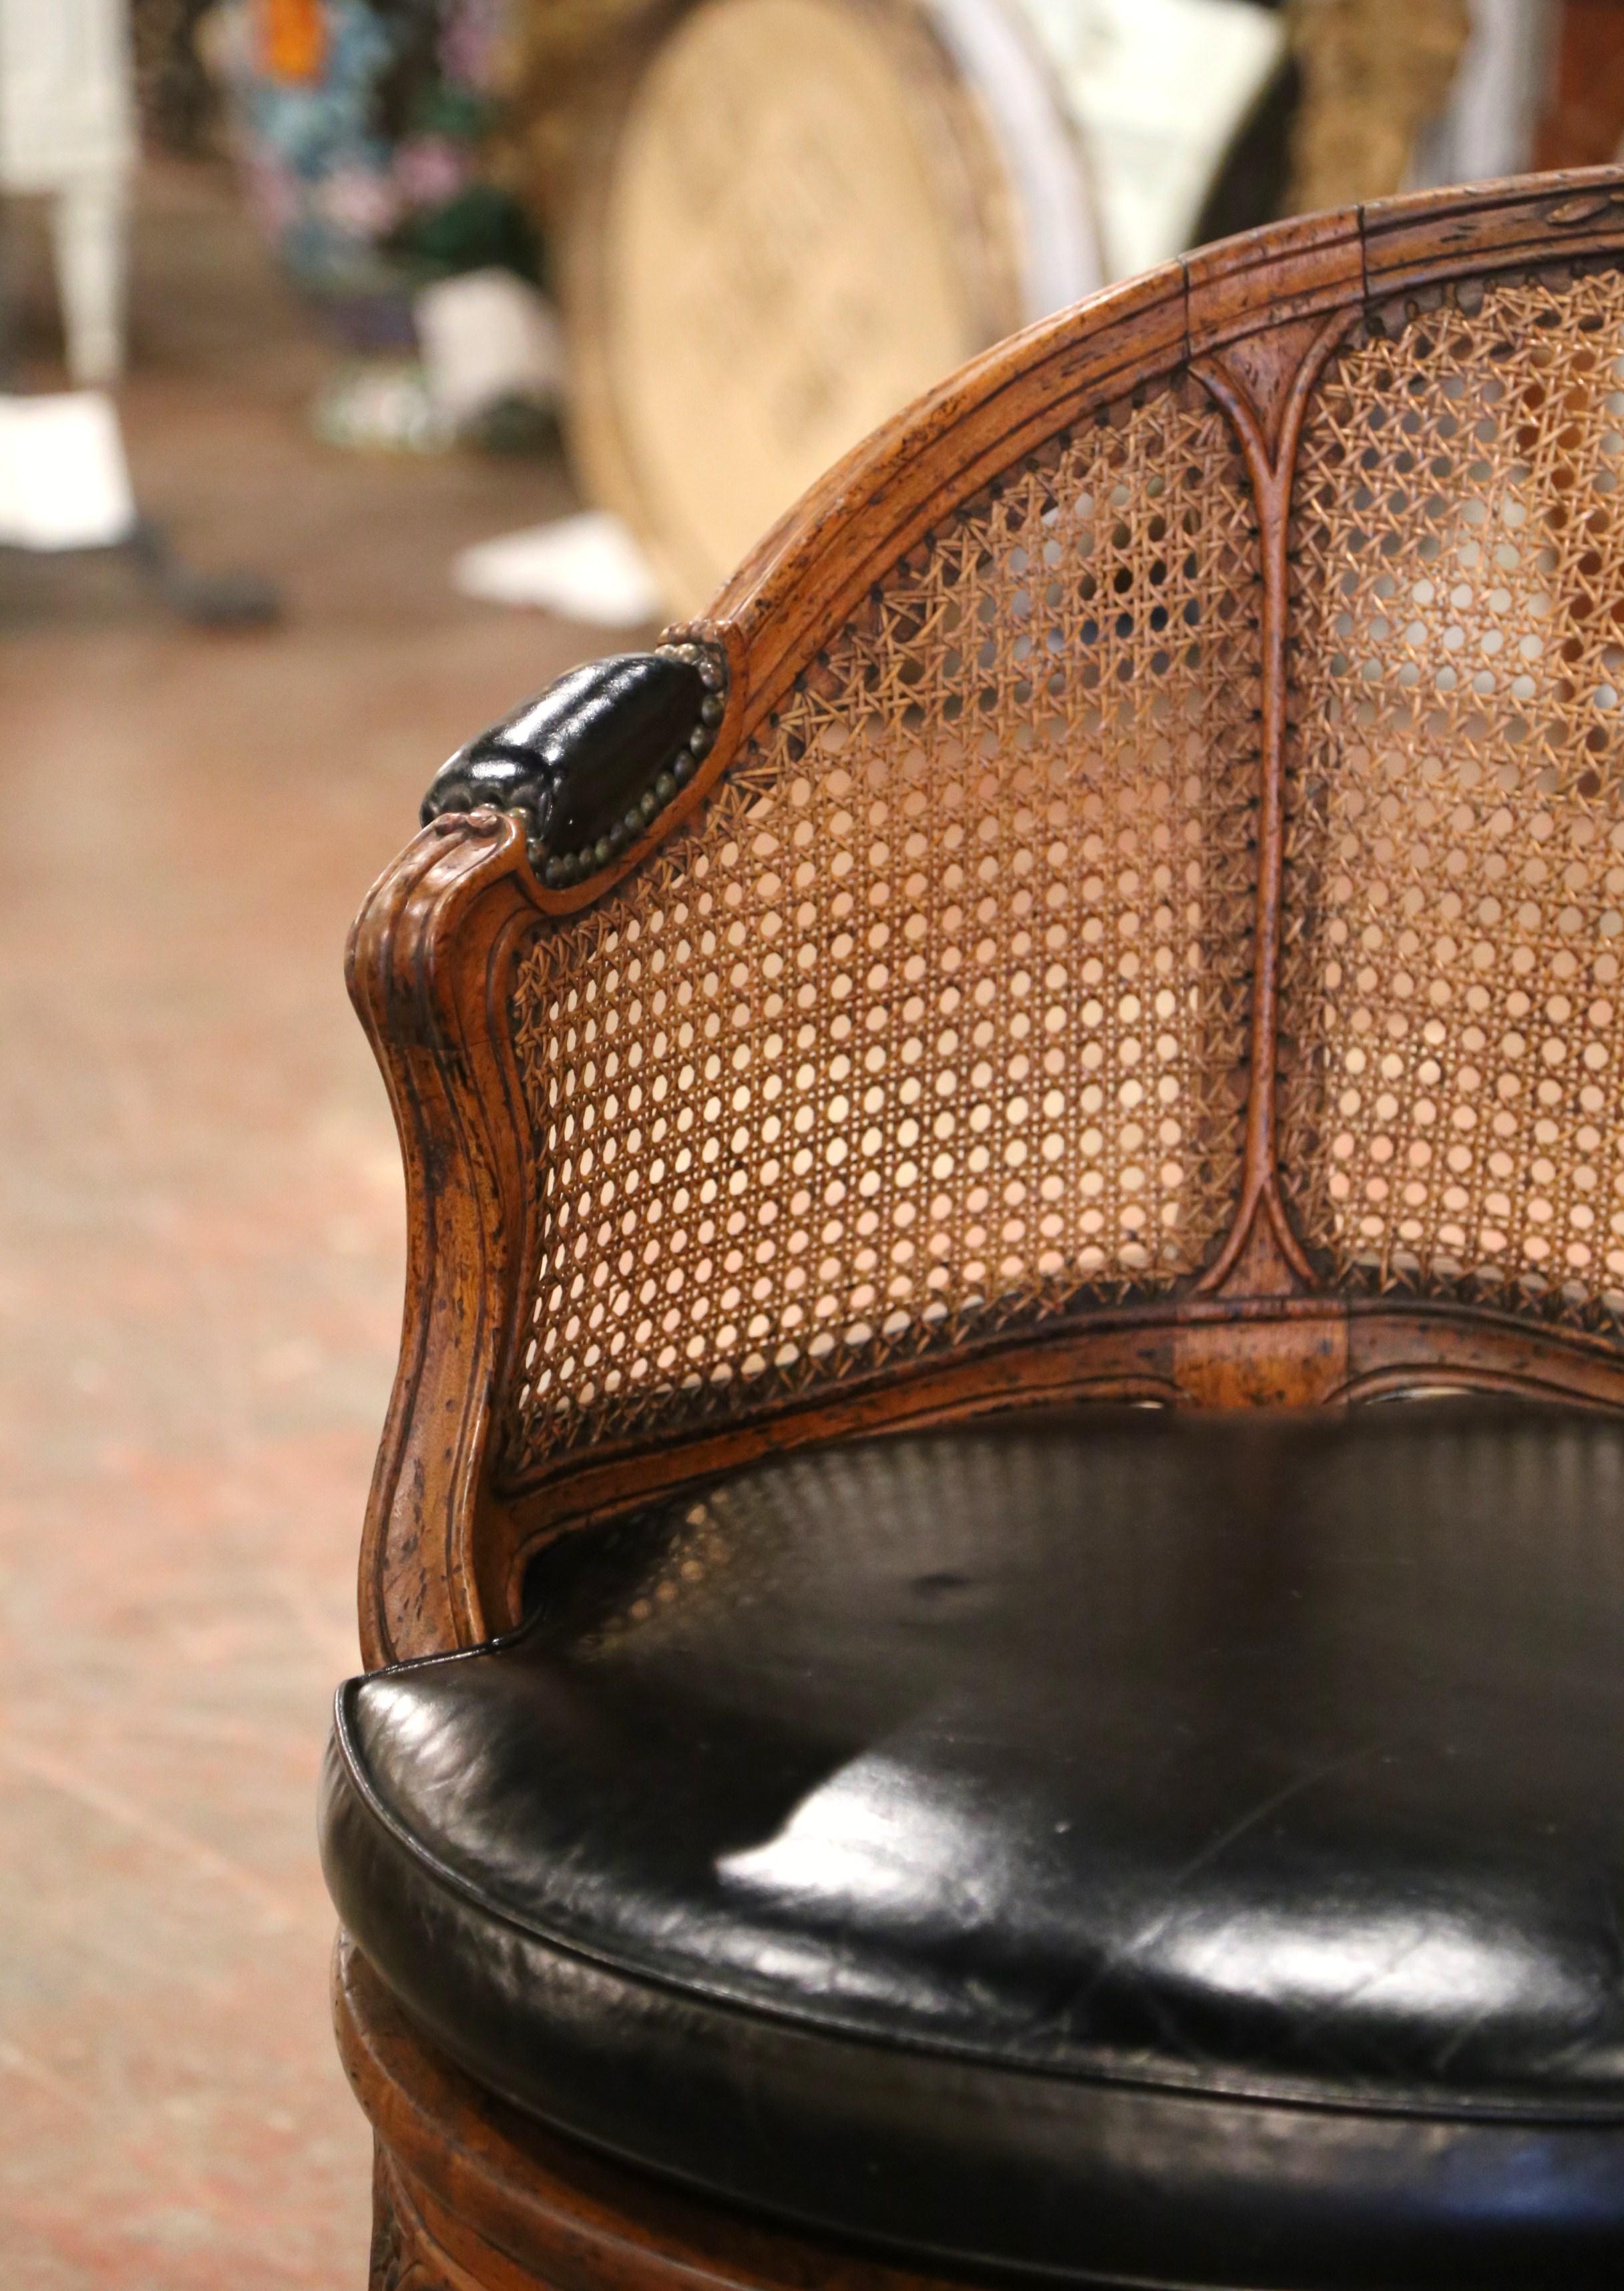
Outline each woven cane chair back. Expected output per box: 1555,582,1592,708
508,378,1260,1473
500,222,1624,1492
1280,268,1624,1332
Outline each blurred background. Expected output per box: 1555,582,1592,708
0,1,1620,2284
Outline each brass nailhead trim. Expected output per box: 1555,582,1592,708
539,641,727,888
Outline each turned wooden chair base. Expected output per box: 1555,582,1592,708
336,1939,956,2291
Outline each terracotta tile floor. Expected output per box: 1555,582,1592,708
0,162,613,2288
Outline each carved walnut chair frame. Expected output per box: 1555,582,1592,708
335,170,1624,2290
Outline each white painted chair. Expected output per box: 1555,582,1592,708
0,0,136,384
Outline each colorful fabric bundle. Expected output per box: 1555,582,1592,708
211,0,530,307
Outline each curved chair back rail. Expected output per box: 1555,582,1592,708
352,168,1624,1665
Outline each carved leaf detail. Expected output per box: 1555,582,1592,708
1545,192,1624,228
371,2157,456,2291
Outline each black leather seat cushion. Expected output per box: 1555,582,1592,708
321,1403,1624,2287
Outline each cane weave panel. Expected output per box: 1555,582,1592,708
1280,267,1624,1329
506,379,1259,1471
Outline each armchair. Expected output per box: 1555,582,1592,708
323,170,1624,2290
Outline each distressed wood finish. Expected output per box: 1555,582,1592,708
340,166,1624,2290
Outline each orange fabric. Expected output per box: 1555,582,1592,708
260,0,328,84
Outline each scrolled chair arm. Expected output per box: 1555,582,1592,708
353,633,733,1666
420,639,728,890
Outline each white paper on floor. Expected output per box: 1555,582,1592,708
415,269,565,425
0,390,136,549
453,510,664,629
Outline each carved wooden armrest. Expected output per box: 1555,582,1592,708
347,810,532,1670
351,642,729,1669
